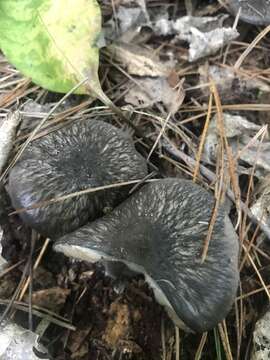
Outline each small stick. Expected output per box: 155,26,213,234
0,299,75,330
193,93,213,182
195,332,208,360
18,238,50,301
175,325,180,360
163,139,270,241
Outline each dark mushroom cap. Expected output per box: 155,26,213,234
54,178,239,332
8,120,147,238
228,0,270,25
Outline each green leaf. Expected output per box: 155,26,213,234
0,0,102,95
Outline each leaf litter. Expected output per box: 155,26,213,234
1,0,270,359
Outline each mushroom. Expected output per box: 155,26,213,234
228,0,270,25
54,178,239,332
8,120,147,238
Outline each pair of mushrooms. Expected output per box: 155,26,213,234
8,119,239,333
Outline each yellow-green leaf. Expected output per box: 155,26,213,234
0,0,102,94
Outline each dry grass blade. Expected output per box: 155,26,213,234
161,316,166,360
236,284,270,300
193,93,213,182
234,295,243,360
0,76,89,182
236,125,268,161
240,221,261,271
147,112,171,161
195,332,208,360
201,81,226,263
175,326,180,360
218,322,233,360
0,299,75,330
180,103,270,113
0,259,26,279
239,125,267,261
242,244,270,300
211,80,241,228
10,179,156,215
234,25,270,69
18,238,50,301
0,78,31,107
163,140,270,240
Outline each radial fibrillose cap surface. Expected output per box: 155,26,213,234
228,0,270,25
54,178,240,332
8,120,148,238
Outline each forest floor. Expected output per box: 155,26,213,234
1,0,270,359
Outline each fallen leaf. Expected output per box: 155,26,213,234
109,43,172,77
154,15,226,36
27,287,70,311
0,272,17,298
185,26,239,62
199,65,270,101
103,301,130,348
0,0,102,95
125,77,185,114
67,328,92,354
202,113,270,176
154,15,239,62
71,343,89,359
104,2,149,43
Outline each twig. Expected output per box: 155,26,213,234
242,244,270,300
10,179,157,215
175,326,180,360
0,77,89,182
195,332,208,360
162,139,270,241
28,231,37,331
193,93,213,182
148,112,171,161
161,316,166,360
0,258,30,324
18,238,50,301
234,25,270,69
200,82,226,262
218,322,233,360
0,299,75,330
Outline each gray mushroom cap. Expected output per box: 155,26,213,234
8,120,147,238
228,0,270,25
54,178,239,332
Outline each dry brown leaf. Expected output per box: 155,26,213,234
125,77,185,114
109,43,172,77
199,65,270,101
67,327,92,357
103,300,130,348
27,287,70,311
202,113,270,176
